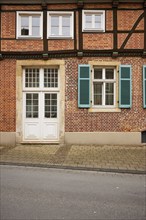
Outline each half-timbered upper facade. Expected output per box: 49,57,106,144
0,0,146,146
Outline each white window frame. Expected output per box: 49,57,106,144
17,11,43,39
82,10,105,32
92,67,116,109
47,11,74,39
23,67,60,92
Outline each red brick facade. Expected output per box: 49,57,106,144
0,0,146,144
0,59,16,132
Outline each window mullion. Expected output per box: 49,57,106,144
92,14,94,29
40,68,44,90
103,69,105,106
59,16,62,36
103,82,105,106
29,16,32,36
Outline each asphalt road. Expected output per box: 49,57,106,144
0,165,146,220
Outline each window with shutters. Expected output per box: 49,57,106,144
78,63,132,112
17,12,43,39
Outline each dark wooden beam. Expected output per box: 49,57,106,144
42,3,48,54
120,12,144,50
78,2,83,51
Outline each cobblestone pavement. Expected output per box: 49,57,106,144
0,144,146,174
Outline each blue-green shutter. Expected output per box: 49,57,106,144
143,65,146,108
119,65,132,108
78,65,90,108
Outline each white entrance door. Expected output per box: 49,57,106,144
23,68,59,142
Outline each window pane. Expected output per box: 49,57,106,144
94,83,102,105
51,16,59,26
21,16,29,35
95,15,101,29
32,27,40,36
85,14,92,28
62,26,70,36
62,15,71,36
44,69,58,88
25,68,39,88
51,27,59,35
62,16,70,27
26,93,38,118
32,16,40,26
51,16,59,35
94,69,102,79
21,16,29,26
105,83,114,105
44,93,57,118
106,69,114,79
32,16,40,36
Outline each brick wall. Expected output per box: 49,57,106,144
1,12,16,38
48,40,74,51
0,60,16,132
65,57,146,132
83,33,113,50
1,40,43,51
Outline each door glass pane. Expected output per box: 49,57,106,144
105,83,114,105
25,68,39,88
21,16,29,35
44,69,58,88
26,93,38,118
94,83,102,105
45,93,57,118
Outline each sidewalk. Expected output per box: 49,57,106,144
0,144,146,174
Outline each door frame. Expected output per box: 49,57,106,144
16,60,65,144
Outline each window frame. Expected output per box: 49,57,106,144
47,11,74,39
23,67,60,92
82,10,105,32
88,61,120,113
17,11,43,39
92,67,116,108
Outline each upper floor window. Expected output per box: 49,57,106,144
48,12,74,39
82,10,105,32
17,12,43,39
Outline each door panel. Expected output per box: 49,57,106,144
24,122,41,140
42,122,58,140
23,92,59,142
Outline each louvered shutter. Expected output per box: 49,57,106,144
143,65,146,108
119,65,132,108
78,65,90,108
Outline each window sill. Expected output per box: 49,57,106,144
82,29,105,33
17,36,43,40
48,36,74,40
88,108,121,113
